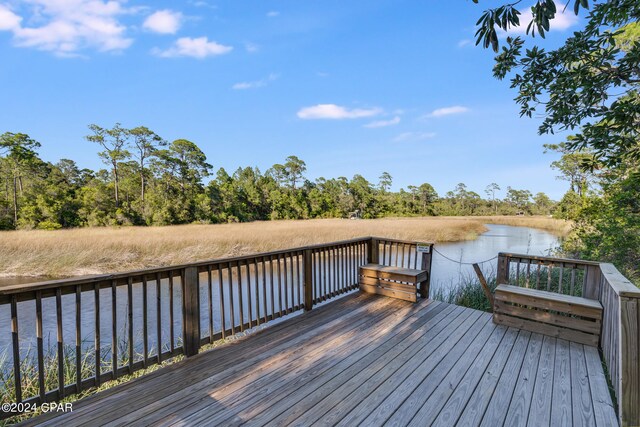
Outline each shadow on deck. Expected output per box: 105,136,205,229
24,292,617,427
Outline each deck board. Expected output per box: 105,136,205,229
22,292,618,427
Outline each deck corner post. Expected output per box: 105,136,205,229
497,253,509,285
368,238,379,264
419,244,434,299
303,249,313,311
182,266,201,357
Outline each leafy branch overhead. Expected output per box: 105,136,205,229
475,0,640,167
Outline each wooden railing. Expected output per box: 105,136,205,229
0,236,430,418
498,252,640,427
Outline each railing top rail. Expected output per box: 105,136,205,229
499,252,601,267
0,236,373,296
599,262,640,298
373,237,434,246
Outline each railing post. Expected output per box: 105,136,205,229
419,244,434,298
182,266,201,357
584,264,601,300
497,253,509,285
367,238,379,264
620,296,639,426
304,249,313,311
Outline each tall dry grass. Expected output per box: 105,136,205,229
0,216,569,278
477,215,572,236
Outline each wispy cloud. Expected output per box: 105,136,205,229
153,37,232,58
427,105,470,118
364,116,400,128
267,11,280,17
501,1,578,36
297,104,382,120
189,0,217,9
393,132,436,142
232,73,279,90
0,1,133,56
245,42,259,53
143,10,182,34
457,39,472,48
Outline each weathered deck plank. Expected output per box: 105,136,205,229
22,292,618,427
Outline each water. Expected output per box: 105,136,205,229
0,224,559,371
430,224,559,293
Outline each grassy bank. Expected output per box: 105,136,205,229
0,216,568,278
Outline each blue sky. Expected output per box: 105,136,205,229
0,1,582,200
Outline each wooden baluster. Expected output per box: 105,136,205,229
269,257,275,319
142,277,148,368
156,273,162,363
304,250,313,311
76,285,82,391
228,264,235,335
127,277,133,374
237,262,244,331
536,263,541,289
400,243,406,268
169,273,175,351
207,266,213,341
261,258,268,323
547,263,553,292
277,255,283,316
526,260,531,288
93,284,100,388
295,253,301,308
11,295,22,402
112,280,118,378
558,264,564,294
283,255,289,314
570,267,576,296
57,288,65,396
36,291,45,401
245,261,253,326
254,258,261,325
218,266,226,338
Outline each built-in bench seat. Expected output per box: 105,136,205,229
359,263,428,302
493,284,603,346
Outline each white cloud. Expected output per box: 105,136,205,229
0,5,21,31
393,132,436,142
266,11,280,17
502,2,578,36
457,39,472,48
427,105,470,118
0,0,133,56
154,37,232,58
232,73,278,90
364,116,400,128
297,104,382,120
143,10,182,34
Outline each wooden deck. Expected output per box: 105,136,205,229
25,292,618,427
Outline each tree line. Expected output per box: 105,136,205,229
0,125,558,230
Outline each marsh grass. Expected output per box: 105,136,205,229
432,274,497,312
0,216,568,279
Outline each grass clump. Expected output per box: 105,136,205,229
432,274,496,312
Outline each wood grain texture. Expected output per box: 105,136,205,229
21,294,618,427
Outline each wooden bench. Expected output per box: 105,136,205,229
493,284,603,346
359,264,428,303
